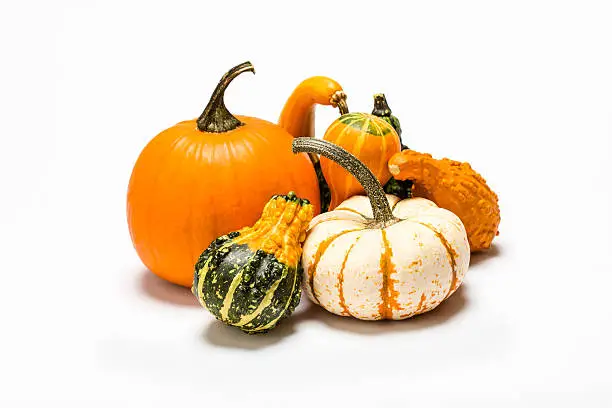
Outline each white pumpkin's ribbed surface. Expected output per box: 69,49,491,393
302,195,470,320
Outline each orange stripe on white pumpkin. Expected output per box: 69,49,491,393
323,228,385,320
383,220,453,318
336,237,361,316
303,224,362,304
380,229,401,319
416,222,459,299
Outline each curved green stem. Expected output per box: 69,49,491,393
197,61,255,133
292,138,396,226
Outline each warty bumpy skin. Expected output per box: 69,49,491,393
389,150,500,252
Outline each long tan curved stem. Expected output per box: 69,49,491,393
293,138,396,226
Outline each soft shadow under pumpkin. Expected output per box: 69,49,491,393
202,320,293,350
200,302,319,350
200,286,468,348
469,244,502,268
138,269,199,307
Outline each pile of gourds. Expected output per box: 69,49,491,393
127,62,500,334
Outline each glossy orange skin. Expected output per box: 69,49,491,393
127,116,320,287
278,76,344,138
322,113,401,210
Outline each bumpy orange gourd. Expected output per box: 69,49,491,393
388,150,500,251
322,113,401,210
127,62,321,287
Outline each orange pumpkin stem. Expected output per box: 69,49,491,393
197,61,255,133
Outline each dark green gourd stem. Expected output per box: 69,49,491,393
292,138,397,226
372,93,392,117
197,61,255,133
372,93,405,148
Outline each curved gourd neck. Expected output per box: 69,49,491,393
278,76,348,139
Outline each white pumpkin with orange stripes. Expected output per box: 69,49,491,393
293,138,470,320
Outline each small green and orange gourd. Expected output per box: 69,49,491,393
321,111,401,210
193,192,314,333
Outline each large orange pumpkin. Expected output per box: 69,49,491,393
321,112,401,210
127,62,325,287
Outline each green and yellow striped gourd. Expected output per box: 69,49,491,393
192,192,314,334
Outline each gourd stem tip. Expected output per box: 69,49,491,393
330,90,349,115
372,93,392,117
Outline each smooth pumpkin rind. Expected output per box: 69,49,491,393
128,63,345,287
127,116,320,287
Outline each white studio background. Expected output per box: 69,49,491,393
0,0,611,406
